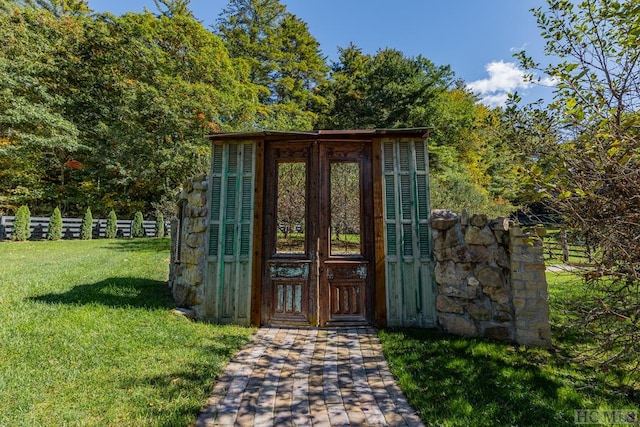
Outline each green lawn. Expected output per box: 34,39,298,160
380,269,640,427
0,238,255,427
3,238,638,426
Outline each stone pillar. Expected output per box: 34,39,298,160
168,176,209,317
509,226,552,348
431,209,552,348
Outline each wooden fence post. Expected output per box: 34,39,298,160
561,229,569,263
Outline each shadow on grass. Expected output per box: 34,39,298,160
120,332,254,427
380,328,580,426
103,238,170,253
30,277,174,309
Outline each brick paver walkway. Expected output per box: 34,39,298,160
196,327,425,427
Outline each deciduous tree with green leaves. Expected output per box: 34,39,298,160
515,0,640,373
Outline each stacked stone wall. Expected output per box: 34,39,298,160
431,209,551,348
169,176,209,318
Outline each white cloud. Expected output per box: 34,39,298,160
467,61,530,95
477,93,510,108
467,60,558,107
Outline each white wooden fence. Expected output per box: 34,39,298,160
0,216,160,240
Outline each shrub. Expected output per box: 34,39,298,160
155,212,165,238
80,207,93,240
105,210,118,239
132,211,145,237
12,205,31,241
47,207,63,240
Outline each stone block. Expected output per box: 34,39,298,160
460,209,469,225
439,283,481,300
467,301,493,321
510,226,524,237
193,179,208,191
431,209,459,230
450,245,491,263
185,232,204,249
439,315,478,337
494,311,513,322
484,325,513,341
436,295,464,314
483,286,509,304
183,265,204,286
186,206,208,218
476,266,504,288
495,246,510,268
172,282,198,307
436,225,465,251
189,217,208,234
435,260,469,287
187,190,206,207
470,214,488,227
465,226,496,246
490,217,510,232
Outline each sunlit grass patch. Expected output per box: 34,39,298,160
380,270,639,426
0,239,255,426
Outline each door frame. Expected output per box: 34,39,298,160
258,139,375,327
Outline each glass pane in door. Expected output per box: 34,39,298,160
330,162,361,255
276,161,306,254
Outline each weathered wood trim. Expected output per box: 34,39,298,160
250,139,265,326
372,138,387,328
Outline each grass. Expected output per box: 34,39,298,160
380,269,640,427
0,238,255,427
3,238,638,426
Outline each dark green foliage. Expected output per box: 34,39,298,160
154,212,164,238
0,2,260,217
132,211,144,238
105,210,117,239
216,0,327,129
12,205,31,241
80,207,92,240
47,207,62,240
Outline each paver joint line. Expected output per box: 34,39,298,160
196,327,425,427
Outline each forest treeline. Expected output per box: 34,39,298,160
2,0,524,218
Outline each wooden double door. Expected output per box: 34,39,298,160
262,140,374,326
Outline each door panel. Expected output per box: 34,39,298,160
263,141,373,326
319,143,373,326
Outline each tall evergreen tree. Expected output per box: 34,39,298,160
47,206,63,240
80,207,92,240
12,205,31,241
216,0,327,129
105,210,118,239
132,211,145,238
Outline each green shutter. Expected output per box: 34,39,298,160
381,138,435,327
205,142,255,324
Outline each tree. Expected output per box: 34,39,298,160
70,8,260,217
47,206,62,240
0,4,87,214
318,46,515,216
155,212,165,238
216,0,327,129
80,207,92,240
12,205,31,241
132,211,145,237
105,210,118,239
516,0,640,373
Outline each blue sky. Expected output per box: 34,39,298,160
86,0,556,107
